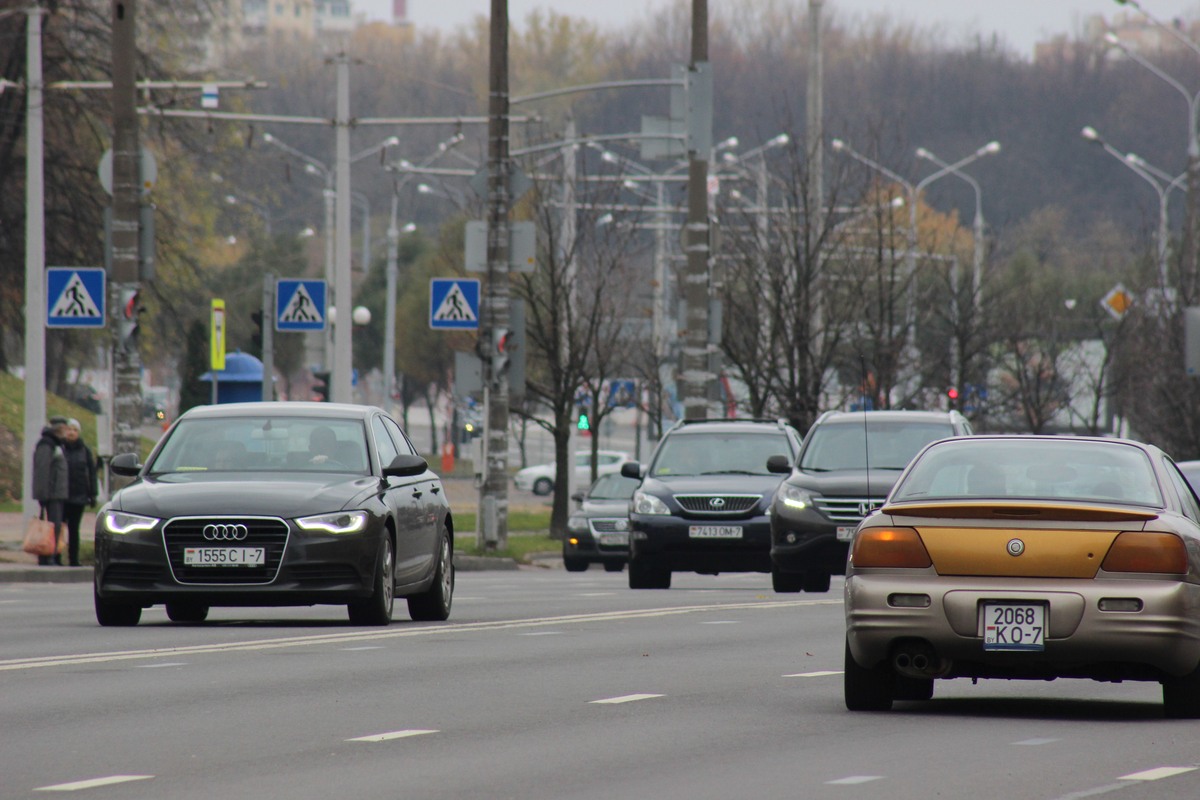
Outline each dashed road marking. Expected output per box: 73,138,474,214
590,693,664,704
36,775,154,792
340,646,385,651
784,670,842,678
700,620,740,624
135,662,186,669
826,775,884,785
1119,767,1197,781
1013,738,1060,746
346,729,439,743
520,631,563,636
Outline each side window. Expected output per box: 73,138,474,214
1164,458,1200,522
372,416,400,469
381,416,418,457
576,453,590,468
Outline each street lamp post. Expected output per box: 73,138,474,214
1082,125,1185,303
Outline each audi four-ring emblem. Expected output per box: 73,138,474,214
203,523,249,541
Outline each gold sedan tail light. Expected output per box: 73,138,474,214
1101,532,1188,575
851,527,932,569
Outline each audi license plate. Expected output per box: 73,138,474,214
982,603,1046,651
184,547,266,567
688,526,743,539
598,533,629,546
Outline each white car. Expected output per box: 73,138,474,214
514,450,631,496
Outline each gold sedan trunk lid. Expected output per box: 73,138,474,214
917,527,1121,578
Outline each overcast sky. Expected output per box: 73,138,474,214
356,0,1200,58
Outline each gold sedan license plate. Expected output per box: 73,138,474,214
983,603,1045,651
184,547,266,567
688,526,742,539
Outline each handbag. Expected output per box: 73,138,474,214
22,514,58,557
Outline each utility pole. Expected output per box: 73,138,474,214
807,0,824,220
681,0,711,420
111,0,143,463
21,4,47,520
333,53,353,403
478,0,511,549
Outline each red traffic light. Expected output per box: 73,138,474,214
947,387,959,400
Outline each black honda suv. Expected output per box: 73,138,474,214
767,409,972,593
621,419,802,589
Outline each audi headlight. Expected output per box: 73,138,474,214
778,484,817,511
296,510,368,534
632,490,670,515
101,510,160,535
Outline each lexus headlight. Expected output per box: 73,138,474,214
632,490,670,515
100,510,160,535
296,510,368,534
778,484,817,511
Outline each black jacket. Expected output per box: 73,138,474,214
32,428,68,502
64,438,98,506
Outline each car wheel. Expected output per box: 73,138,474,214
94,585,141,627
893,675,934,702
348,534,395,626
407,533,454,622
165,602,209,623
844,639,894,711
563,557,588,572
603,561,625,573
1162,661,1200,718
772,568,803,593
629,557,669,589
802,571,832,593
532,477,553,496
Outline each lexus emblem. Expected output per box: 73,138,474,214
203,523,249,541
709,497,726,508
1006,538,1025,557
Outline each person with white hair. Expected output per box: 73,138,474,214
61,418,98,567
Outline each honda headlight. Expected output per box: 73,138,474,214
632,490,670,515
778,484,817,511
296,510,368,534
100,510,160,535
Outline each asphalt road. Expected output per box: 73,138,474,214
3,571,1199,800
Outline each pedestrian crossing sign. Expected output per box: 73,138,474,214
46,267,106,328
430,279,480,330
275,279,326,331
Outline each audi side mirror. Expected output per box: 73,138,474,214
109,453,143,477
384,453,428,478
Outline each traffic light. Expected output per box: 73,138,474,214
576,409,590,433
463,420,482,440
251,309,264,356
313,371,330,402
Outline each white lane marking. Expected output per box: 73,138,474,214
700,620,740,625
136,662,187,669
579,592,616,597
347,729,439,743
0,599,839,672
590,693,664,704
340,646,385,651
520,631,563,636
36,775,154,792
784,670,842,678
826,776,884,785
1119,767,1197,781
1013,738,1060,746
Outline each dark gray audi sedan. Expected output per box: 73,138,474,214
93,402,454,627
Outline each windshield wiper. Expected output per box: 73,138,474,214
698,469,760,475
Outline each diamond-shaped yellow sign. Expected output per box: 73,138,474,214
1101,284,1132,320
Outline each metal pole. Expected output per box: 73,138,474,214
384,193,400,408
563,117,579,506
110,0,143,464
21,5,46,520
681,0,710,420
480,0,512,549
261,274,274,401
333,53,353,403
807,0,824,219
322,181,334,369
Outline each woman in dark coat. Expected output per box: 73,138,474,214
32,416,70,566
61,418,98,567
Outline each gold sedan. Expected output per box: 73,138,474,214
844,435,1200,717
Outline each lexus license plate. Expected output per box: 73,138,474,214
688,526,743,539
982,603,1046,651
184,547,266,567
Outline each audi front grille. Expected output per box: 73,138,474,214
674,494,761,515
162,516,289,585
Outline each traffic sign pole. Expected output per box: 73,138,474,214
262,274,275,401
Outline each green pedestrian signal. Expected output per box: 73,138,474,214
577,412,590,431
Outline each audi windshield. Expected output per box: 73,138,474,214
148,416,370,475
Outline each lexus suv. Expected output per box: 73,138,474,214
621,418,802,589
767,409,971,593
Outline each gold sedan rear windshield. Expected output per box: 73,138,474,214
892,439,1163,507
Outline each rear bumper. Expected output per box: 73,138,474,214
845,572,1200,680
